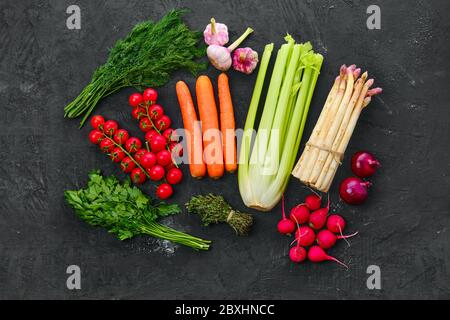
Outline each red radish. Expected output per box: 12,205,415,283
305,194,321,210
316,229,359,249
277,195,295,235
339,177,371,205
293,226,316,247
289,204,310,224
289,246,307,263
326,215,346,234
351,151,380,178
309,195,330,230
307,246,348,268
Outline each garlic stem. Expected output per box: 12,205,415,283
228,27,254,52
210,18,216,34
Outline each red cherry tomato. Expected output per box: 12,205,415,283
148,104,164,120
125,137,142,153
120,157,136,173
156,183,173,200
156,150,172,166
162,128,178,142
164,162,176,171
110,147,125,163
166,168,183,185
150,135,167,153
134,149,147,163
131,107,146,120
143,88,158,103
169,142,183,157
156,115,171,131
103,120,118,136
129,93,143,107
147,165,165,181
113,129,129,145
139,117,153,132
140,152,157,169
90,115,105,130
99,138,114,153
145,129,158,143
130,168,146,184
89,130,103,144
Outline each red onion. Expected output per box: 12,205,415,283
339,177,371,205
351,151,380,178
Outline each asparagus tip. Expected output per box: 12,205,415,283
366,78,375,87
367,87,383,97
348,64,357,72
363,96,372,107
361,71,369,80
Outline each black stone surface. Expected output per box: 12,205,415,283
0,0,449,299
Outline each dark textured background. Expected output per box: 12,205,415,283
0,0,449,300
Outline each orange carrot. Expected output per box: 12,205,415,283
175,81,206,178
218,73,237,173
195,75,224,179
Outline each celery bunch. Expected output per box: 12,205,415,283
238,35,323,211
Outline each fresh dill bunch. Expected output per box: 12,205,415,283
64,9,206,127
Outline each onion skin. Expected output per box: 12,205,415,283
339,177,371,205
351,151,380,178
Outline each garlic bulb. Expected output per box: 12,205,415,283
206,27,254,72
203,18,229,46
232,47,259,74
207,45,232,71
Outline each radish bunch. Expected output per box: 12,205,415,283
277,193,358,268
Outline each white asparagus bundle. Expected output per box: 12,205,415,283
292,64,382,192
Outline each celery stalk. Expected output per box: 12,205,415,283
238,36,323,211
248,41,293,197
238,44,274,205
253,44,302,198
